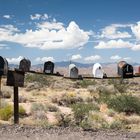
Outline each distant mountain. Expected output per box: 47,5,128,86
9,61,140,69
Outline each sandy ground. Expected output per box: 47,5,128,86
0,125,140,140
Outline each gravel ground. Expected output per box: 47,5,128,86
0,125,140,140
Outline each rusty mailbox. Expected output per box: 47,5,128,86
7,70,25,87
43,61,54,74
0,56,8,76
19,58,31,72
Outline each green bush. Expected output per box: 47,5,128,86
0,105,26,121
19,106,26,117
0,105,12,121
107,94,140,115
71,103,99,125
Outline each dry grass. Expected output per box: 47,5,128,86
0,75,140,131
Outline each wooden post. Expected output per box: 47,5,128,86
14,86,19,124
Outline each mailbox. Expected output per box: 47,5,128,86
19,58,31,72
0,56,8,76
43,61,54,74
7,70,25,87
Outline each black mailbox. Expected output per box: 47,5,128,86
43,61,54,74
0,56,8,76
19,58,31,72
7,70,25,87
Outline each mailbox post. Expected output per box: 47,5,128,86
7,69,25,124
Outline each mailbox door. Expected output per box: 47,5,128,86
7,70,25,87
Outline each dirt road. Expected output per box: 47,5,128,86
0,125,140,140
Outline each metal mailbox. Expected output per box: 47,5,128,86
0,56,8,76
19,58,31,72
7,70,25,87
43,61,54,74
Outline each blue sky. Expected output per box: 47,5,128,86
0,0,140,64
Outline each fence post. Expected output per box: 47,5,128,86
14,86,19,124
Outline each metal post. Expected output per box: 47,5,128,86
14,86,19,124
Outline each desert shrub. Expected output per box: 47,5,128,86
33,111,47,120
47,105,59,112
31,103,48,112
108,79,128,93
0,105,26,121
107,94,140,115
80,111,109,130
58,94,83,106
97,89,112,103
25,73,50,86
55,112,74,127
0,105,12,121
77,80,96,88
19,106,26,117
36,119,50,127
18,96,27,103
109,120,124,129
71,103,99,125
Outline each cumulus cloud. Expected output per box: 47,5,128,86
94,39,132,49
37,21,64,30
3,15,11,19
71,54,82,60
30,13,49,20
35,57,55,62
84,55,101,61
6,56,23,64
100,24,131,39
131,21,140,40
110,55,121,60
0,21,90,50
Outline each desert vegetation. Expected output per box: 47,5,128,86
0,73,140,132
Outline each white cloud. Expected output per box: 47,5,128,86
110,55,121,60
0,21,90,50
35,57,55,62
95,39,132,49
123,57,131,60
132,44,140,50
30,14,41,20
30,13,49,20
71,54,82,60
3,15,11,19
100,24,131,39
131,21,140,40
84,55,101,61
6,56,23,64
37,21,64,30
